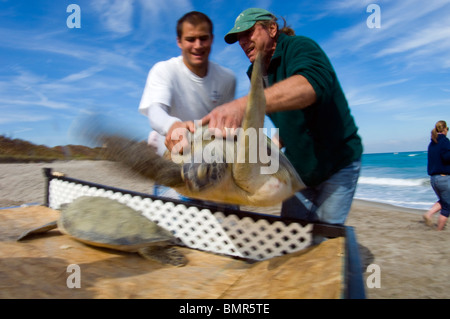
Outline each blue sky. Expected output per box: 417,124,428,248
1,0,449,154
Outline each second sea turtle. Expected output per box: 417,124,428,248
17,196,187,267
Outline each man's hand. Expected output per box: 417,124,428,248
165,121,195,153
200,97,247,136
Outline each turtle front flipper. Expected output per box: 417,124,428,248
138,246,187,267
182,162,228,192
100,135,185,188
17,220,58,241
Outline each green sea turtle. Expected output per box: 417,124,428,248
95,53,305,206
17,196,187,267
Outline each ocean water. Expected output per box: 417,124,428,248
355,151,436,211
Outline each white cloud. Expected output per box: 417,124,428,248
60,66,104,83
320,0,373,14
0,96,72,111
0,111,50,124
137,0,191,17
323,0,450,62
132,0,193,42
346,93,379,108
376,21,450,58
92,0,135,35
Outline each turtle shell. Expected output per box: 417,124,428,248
58,196,174,252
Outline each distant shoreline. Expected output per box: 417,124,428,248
362,150,427,155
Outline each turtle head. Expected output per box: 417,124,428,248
182,162,228,192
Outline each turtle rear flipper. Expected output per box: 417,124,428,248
138,246,187,267
233,53,267,191
17,220,58,241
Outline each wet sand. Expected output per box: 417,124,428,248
1,160,448,299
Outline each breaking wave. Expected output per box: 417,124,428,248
358,176,429,187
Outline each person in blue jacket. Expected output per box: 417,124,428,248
423,120,450,230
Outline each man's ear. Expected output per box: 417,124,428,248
269,22,278,38
177,36,182,49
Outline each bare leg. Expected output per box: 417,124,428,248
423,202,441,226
437,214,448,231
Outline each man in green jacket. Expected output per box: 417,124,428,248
201,8,363,225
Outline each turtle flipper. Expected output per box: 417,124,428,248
100,135,185,188
17,220,58,241
233,53,267,190
182,162,227,192
138,246,187,267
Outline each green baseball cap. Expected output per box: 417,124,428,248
224,8,275,44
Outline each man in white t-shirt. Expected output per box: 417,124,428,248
138,11,236,199
139,11,236,155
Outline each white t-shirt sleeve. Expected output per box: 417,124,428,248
145,102,180,136
138,61,172,117
139,61,182,135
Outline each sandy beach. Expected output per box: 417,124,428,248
1,160,448,299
